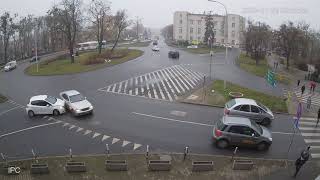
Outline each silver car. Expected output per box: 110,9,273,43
59,90,93,116
212,116,272,151
224,98,274,125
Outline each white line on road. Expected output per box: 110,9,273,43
0,121,61,138
0,106,22,116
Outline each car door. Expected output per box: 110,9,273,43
227,125,246,145
250,105,262,122
230,105,242,116
30,100,42,114
43,101,53,114
61,94,71,109
35,100,48,114
238,105,251,118
239,126,260,146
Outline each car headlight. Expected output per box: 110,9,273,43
89,105,93,109
268,137,272,141
75,109,81,112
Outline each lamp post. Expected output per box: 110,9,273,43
208,0,228,89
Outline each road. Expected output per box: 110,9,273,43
0,39,310,161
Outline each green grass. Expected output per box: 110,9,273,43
239,54,291,85
0,94,7,103
184,47,225,54
212,80,287,112
25,49,143,76
119,41,151,47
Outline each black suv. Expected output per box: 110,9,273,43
168,51,179,59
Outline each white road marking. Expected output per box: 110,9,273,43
118,81,123,93
170,110,187,117
43,116,49,119
164,68,185,93
305,139,320,143
122,140,131,147
171,66,194,88
173,65,197,86
155,71,173,101
76,127,84,132
311,154,320,158
133,143,142,150
123,80,128,93
63,123,70,127
0,106,22,116
69,125,76,130
102,135,110,142
310,146,320,149
299,127,320,131
301,133,320,137
272,132,294,135
84,130,92,136
112,84,116,92
92,132,101,139
161,68,181,94
299,121,318,126
112,138,120,144
0,122,61,138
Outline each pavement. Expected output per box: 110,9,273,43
0,38,317,165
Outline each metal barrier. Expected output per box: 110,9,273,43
105,160,128,171
30,163,49,174
148,160,171,171
65,162,86,173
192,161,214,171
232,160,254,170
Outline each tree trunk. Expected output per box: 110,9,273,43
69,43,74,63
286,55,290,69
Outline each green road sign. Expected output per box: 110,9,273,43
266,70,276,87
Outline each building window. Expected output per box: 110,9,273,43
197,20,201,25
198,28,201,34
190,20,194,24
232,23,235,28
221,39,224,43
190,36,193,40
232,31,235,37
190,28,193,33
179,27,182,33
179,36,182,39
180,20,183,24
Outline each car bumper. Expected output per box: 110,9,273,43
74,108,93,116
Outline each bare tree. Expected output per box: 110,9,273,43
110,9,130,53
0,12,17,63
89,0,110,54
161,24,173,40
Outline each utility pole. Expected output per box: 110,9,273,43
135,16,142,41
35,25,38,73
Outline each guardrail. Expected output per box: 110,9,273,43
105,160,128,171
232,160,254,170
30,163,49,174
148,160,171,171
192,161,214,171
65,161,86,173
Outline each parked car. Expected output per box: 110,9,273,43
4,61,17,72
224,98,274,125
26,95,66,118
59,90,93,116
212,116,272,151
30,56,41,63
168,50,179,59
152,46,160,51
187,45,198,49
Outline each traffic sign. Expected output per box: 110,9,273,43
266,70,277,87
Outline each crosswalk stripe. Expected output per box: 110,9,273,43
152,72,166,100
165,68,185,92
149,75,158,99
92,132,101,139
299,121,318,126
158,70,178,100
167,67,190,91
161,69,181,94
118,81,123,93
300,117,318,121
305,139,320,143
107,85,112,92
133,143,142,150
145,74,152,98
310,146,320,149
172,66,195,88
155,71,173,101
122,140,131,147
123,80,128,93
182,65,203,80
76,127,84,132
299,127,320,131
311,154,320,158
69,125,76,130
101,135,110,142
301,133,320,137
175,65,198,86
84,130,92,136
111,84,116,92
112,138,120,144
63,123,70,127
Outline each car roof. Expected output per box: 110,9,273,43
61,90,80,96
30,95,48,101
222,116,252,127
234,98,257,106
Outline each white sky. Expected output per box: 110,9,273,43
1,0,319,30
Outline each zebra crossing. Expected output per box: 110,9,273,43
298,117,320,159
283,87,320,107
98,64,205,101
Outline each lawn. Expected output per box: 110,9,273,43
119,41,151,47
211,80,287,112
184,46,225,54
0,94,7,103
239,54,291,85
25,49,143,76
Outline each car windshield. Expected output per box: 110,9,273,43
251,121,263,134
45,96,57,104
256,102,268,112
226,99,236,108
69,94,85,103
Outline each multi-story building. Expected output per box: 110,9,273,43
173,11,245,47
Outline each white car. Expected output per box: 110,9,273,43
26,95,66,118
187,45,198,49
152,46,160,51
4,61,17,72
59,90,93,116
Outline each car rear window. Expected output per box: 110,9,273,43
226,99,236,108
256,102,268,112
216,119,227,131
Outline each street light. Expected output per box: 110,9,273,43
208,0,228,89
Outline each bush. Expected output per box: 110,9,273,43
296,62,308,71
81,57,105,65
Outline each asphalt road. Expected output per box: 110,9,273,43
0,39,306,161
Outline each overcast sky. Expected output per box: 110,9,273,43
1,0,319,30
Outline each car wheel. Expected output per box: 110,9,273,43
257,142,270,151
262,118,271,126
53,109,60,116
28,110,35,118
216,139,229,149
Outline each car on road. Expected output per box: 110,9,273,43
4,61,17,72
59,90,93,116
30,56,41,63
152,46,160,51
26,95,66,118
187,45,198,49
224,98,274,125
212,116,272,151
168,50,179,59
152,41,158,46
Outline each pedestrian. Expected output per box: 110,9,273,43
309,82,313,93
301,85,306,96
307,96,311,110
293,146,310,177
297,79,300,87
312,82,316,93
317,108,320,127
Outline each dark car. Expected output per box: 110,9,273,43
152,41,158,46
30,56,41,63
168,51,179,59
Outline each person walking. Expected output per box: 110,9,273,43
317,108,320,127
297,79,300,87
301,85,306,96
312,81,316,93
293,146,311,177
307,96,312,110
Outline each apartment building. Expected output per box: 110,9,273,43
173,11,245,47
